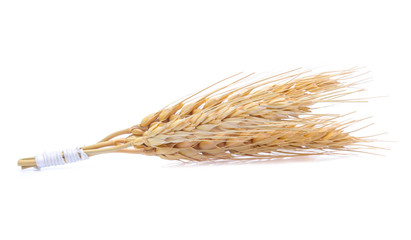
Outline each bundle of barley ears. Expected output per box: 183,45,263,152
18,68,377,169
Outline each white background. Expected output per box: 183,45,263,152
0,1,410,239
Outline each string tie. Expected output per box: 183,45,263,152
35,147,88,168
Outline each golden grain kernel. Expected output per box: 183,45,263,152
140,113,158,127
192,109,202,114
175,141,195,148
158,108,172,122
252,133,271,143
198,140,217,150
131,128,144,136
169,114,178,120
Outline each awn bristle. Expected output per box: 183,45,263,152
125,68,372,161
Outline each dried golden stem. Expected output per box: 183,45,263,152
98,128,132,143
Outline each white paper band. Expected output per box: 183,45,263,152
35,148,89,168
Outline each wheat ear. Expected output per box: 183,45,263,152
18,68,376,169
